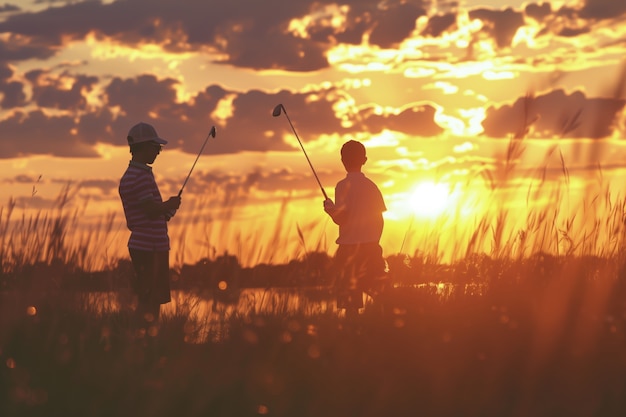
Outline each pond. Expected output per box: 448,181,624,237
83,287,339,317
1,282,483,343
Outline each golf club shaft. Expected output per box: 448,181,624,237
279,107,329,200
179,126,216,196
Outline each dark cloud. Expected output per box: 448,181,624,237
26,70,98,110
0,3,19,13
6,174,39,184
0,1,100,44
0,63,26,107
554,5,580,20
33,0,76,5
0,79,26,107
528,4,592,38
0,0,612,74
163,87,344,155
0,0,434,71
368,2,426,48
265,90,345,138
468,8,525,48
359,104,444,137
0,0,323,71
0,67,445,158
456,1,614,50
181,166,338,203
224,32,328,72
421,12,456,37
308,7,366,45
525,2,552,22
0,110,100,158
178,88,294,155
106,74,179,116
0,63,10,79
580,0,626,20
0,37,56,64
75,107,117,145
482,89,626,139
556,26,590,37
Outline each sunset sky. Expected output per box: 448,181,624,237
1,0,625,266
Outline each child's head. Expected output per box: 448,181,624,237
341,140,367,172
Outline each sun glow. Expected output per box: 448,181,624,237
384,180,467,227
409,181,456,219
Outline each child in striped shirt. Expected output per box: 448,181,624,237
119,122,181,326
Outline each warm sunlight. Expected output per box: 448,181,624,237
408,180,455,219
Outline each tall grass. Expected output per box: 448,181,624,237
395,85,626,265
0,183,116,275
390,173,626,269
4,153,626,417
2,147,626,281
0,179,329,280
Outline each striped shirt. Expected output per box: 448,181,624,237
119,161,170,251
334,172,386,245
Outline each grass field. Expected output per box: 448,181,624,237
2,257,626,417
3,140,626,416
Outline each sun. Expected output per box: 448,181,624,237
408,181,455,219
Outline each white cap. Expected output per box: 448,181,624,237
127,122,168,145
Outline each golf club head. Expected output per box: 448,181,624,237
272,104,284,117
209,126,216,138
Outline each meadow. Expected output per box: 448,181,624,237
3,140,626,416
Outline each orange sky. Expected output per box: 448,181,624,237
1,0,625,268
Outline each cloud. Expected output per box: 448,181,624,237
0,3,19,13
421,12,456,37
0,63,26,107
0,1,102,44
580,0,626,20
0,0,617,76
0,110,100,158
175,86,444,154
0,0,330,71
5,174,40,184
12,195,57,210
0,79,25,107
26,69,98,110
482,89,626,139
0,0,620,160
0,37,56,64
179,166,342,205
1,0,562,73
358,104,444,137
468,8,525,48
106,74,180,116
224,32,328,72
524,3,552,22
368,2,426,48
0,67,446,159
78,178,118,195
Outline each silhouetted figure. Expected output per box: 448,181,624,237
323,140,387,318
119,122,181,328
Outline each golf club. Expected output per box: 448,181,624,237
272,103,328,200
178,125,216,196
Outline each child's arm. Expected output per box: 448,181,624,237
323,198,347,225
140,195,181,219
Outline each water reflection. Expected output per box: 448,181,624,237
84,287,338,316
83,287,340,343
81,282,484,343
